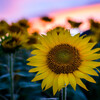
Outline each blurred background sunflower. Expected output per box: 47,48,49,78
0,33,28,53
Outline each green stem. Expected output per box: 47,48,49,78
61,87,67,100
10,53,14,100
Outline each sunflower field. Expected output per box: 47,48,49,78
0,17,100,100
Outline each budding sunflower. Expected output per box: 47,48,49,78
0,33,27,53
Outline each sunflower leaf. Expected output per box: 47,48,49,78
15,72,33,77
19,82,40,88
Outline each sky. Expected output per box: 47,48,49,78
0,0,100,35
0,0,100,23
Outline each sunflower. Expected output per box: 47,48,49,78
27,29,100,95
41,16,53,22
1,33,27,53
0,27,9,37
23,33,40,50
68,19,82,28
8,23,28,35
0,20,9,27
0,20,9,37
17,19,29,28
89,19,100,42
47,26,65,35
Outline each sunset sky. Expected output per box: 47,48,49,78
0,0,100,34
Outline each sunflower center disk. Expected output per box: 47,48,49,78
55,50,71,64
47,44,81,74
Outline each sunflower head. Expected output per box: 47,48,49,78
89,19,100,42
41,16,53,22
0,33,27,53
0,20,9,28
89,19,100,29
27,28,100,95
17,19,29,28
68,19,82,28
0,20,9,37
47,26,65,35
8,23,26,34
23,33,40,50
0,27,9,37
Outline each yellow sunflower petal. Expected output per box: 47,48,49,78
74,71,96,83
80,42,97,53
68,73,76,90
73,33,80,38
42,35,55,48
76,78,88,91
51,32,59,45
64,31,72,44
46,33,56,46
58,74,65,91
31,70,50,82
39,36,50,48
82,61,100,68
64,74,69,86
27,56,42,61
41,72,54,90
65,30,71,37
58,31,67,44
33,44,49,52
36,67,49,75
28,55,46,62
53,75,59,95
27,60,46,66
29,68,39,72
70,33,80,44
51,30,59,42
82,54,100,60
75,36,90,48
82,48,100,56
87,42,97,50
41,79,46,90
44,73,55,90
31,50,45,56
78,66,99,76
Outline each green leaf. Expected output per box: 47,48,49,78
15,72,33,77
0,73,10,79
0,82,9,90
19,82,40,88
0,63,8,68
